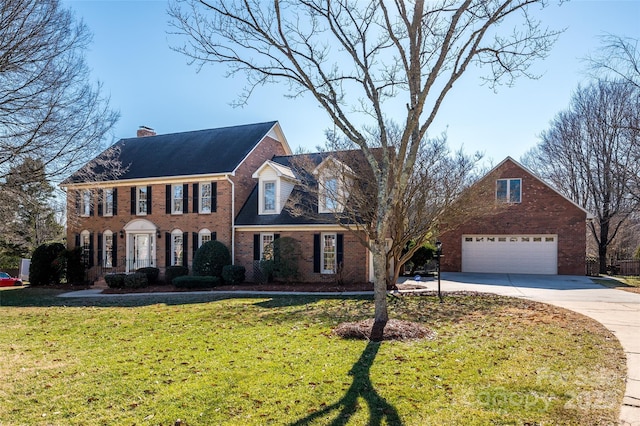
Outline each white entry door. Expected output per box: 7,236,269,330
133,234,151,269
461,235,558,274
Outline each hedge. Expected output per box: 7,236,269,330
173,275,220,289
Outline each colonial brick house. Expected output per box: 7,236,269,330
62,121,371,283
63,124,589,282
438,157,591,275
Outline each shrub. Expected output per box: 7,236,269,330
136,267,159,285
260,237,300,283
173,275,220,289
192,241,231,278
222,265,245,285
30,242,66,286
124,272,148,289
165,265,189,284
63,247,85,284
105,273,127,289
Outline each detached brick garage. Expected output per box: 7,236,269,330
439,157,591,275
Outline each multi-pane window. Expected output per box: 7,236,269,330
104,232,113,268
324,178,338,211
81,190,91,217
496,178,522,203
261,233,274,260
322,233,337,273
263,181,276,212
199,230,212,246
137,186,148,215
81,231,91,266
200,182,212,213
172,184,183,214
172,232,183,266
103,188,114,216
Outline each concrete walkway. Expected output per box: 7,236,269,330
400,272,640,426
59,273,640,424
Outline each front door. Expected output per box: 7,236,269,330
133,233,151,269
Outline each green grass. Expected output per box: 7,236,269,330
592,276,640,291
0,287,626,425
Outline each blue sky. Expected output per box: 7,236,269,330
64,0,640,163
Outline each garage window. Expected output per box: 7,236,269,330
497,178,521,203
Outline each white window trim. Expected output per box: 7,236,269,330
262,180,277,214
319,176,340,213
81,190,91,217
496,178,522,203
199,182,212,214
137,186,147,216
199,228,212,246
171,229,183,266
260,233,275,260
103,188,114,217
172,184,183,215
321,232,337,274
103,230,114,268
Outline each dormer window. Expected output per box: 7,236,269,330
321,177,339,212
497,178,521,203
263,181,276,212
314,156,351,214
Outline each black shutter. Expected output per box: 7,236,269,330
183,184,189,214
75,233,80,248
165,233,171,267
193,183,199,213
130,187,136,215
212,182,217,212
212,232,217,240
146,186,152,214
253,234,260,261
88,233,94,267
166,185,171,214
313,234,321,273
113,188,118,216
89,191,95,216
182,232,188,267
274,234,281,263
97,189,103,216
192,232,198,258
112,235,118,267
97,233,103,267
337,234,344,267
75,191,80,215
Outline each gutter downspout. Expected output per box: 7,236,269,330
226,175,235,264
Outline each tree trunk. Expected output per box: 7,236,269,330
371,242,389,341
599,217,610,275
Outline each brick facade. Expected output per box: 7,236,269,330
235,229,369,283
438,159,588,275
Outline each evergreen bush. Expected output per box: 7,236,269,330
222,265,245,285
105,273,127,288
63,247,85,284
165,265,189,284
259,237,300,282
192,241,231,278
136,267,159,285
124,272,148,289
29,242,66,286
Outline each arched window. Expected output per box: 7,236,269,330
103,230,114,268
171,229,183,266
199,228,212,246
80,230,91,266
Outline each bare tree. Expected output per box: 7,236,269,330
170,0,561,333
523,80,640,274
0,0,119,184
587,35,640,89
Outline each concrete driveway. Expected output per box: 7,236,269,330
399,272,640,425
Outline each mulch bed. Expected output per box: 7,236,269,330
101,281,375,294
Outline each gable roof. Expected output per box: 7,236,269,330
63,121,290,185
484,157,594,219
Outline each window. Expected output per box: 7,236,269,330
172,184,183,214
261,233,274,260
172,231,183,266
137,186,148,215
103,231,113,268
200,182,212,213
263,181,276,212
496,178,521,203
81,230,91,266
81,190,91,217
103,188,114,216
322,233,337,274
323,178,338,211
199,229,212,246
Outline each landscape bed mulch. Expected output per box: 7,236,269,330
101,281,376,294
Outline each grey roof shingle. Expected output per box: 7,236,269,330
63,121,278,184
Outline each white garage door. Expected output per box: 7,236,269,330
462,235,558,274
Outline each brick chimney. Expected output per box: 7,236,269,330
137,126,156,137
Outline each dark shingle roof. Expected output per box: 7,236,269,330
64,121,279,184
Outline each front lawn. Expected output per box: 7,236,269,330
0,288,625,425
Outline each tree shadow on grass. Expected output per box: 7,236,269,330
290,340,403,426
